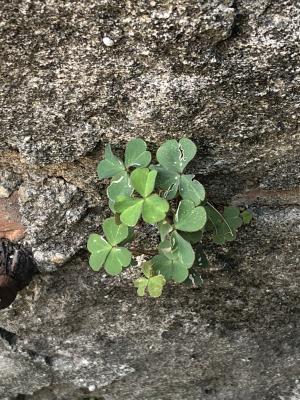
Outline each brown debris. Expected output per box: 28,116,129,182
0,190,26,241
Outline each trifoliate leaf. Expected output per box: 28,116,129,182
156,138,196,173
241,209,252,224
147,275,166,298
142,261,153,279
133,274,166,297
151,165,179,200
125,138,151,168
142,194,169,224
89,249,111,271
179,175,205,206
178,138,197,170
158,238,178,260
152,254,189,283
171,231,195,268
134,277,148,296
97,145,125,179
131,168,157,198
115,193,168,227
158,220,173,241
107,172,133,203
224,207,243,230
87,234,108,253
178,230,203,244
205,203,243,244
115,197,144,226
174,200,207,232
104,247,132,276
102,217,128,246
156,140,181,172
87,234,112,271
153,164,203,203
159,232,195,269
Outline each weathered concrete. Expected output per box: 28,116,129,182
0,0,299,398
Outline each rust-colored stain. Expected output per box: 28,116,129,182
0,191,26,241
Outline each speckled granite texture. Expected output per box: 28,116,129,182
0,0,299,399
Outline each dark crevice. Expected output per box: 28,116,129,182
260,1,273,16
215,0,247,50
14,395,27,400
0,326,17,346
25,348,53,366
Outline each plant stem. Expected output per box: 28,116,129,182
129,247,156,257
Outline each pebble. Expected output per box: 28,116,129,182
102,36,114,47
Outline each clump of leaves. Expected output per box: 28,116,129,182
87,138,252,297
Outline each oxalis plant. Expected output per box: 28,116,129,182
87,138,252,298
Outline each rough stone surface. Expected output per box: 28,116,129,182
0,170,21,199
0,208,299,399
18,176,102,271
0,0,299,399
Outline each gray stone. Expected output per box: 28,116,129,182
0,206,299,399
0,170,21,198
0,0,299,399
19,176,103,272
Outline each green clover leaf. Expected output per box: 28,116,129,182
178,229,203,244
97,140,152,181
153,139,203,202
152,165,180,200
158,220,173,241
134,275,166,298
97,145,125,180
134,261,166,297
87,217,132,275
102,217,129,246
159,231,195,268
152,253,189,283
152,164,205,205
115,168,169,226
114,197,144,226
87,234,112,271
107,171,133,212
142,194,169,224
104,247,132,275
134,277,149,296
156,138,196,173
147,275,166,297
125,138,151,168
174,200,207,232
179,175,205,205
131,167,157,198
224,207,243,230
158,238,177,260
142,261,153,278
241,209,252,224
171,231,195,267
205,203,243,244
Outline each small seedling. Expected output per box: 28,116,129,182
87,138,252,297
